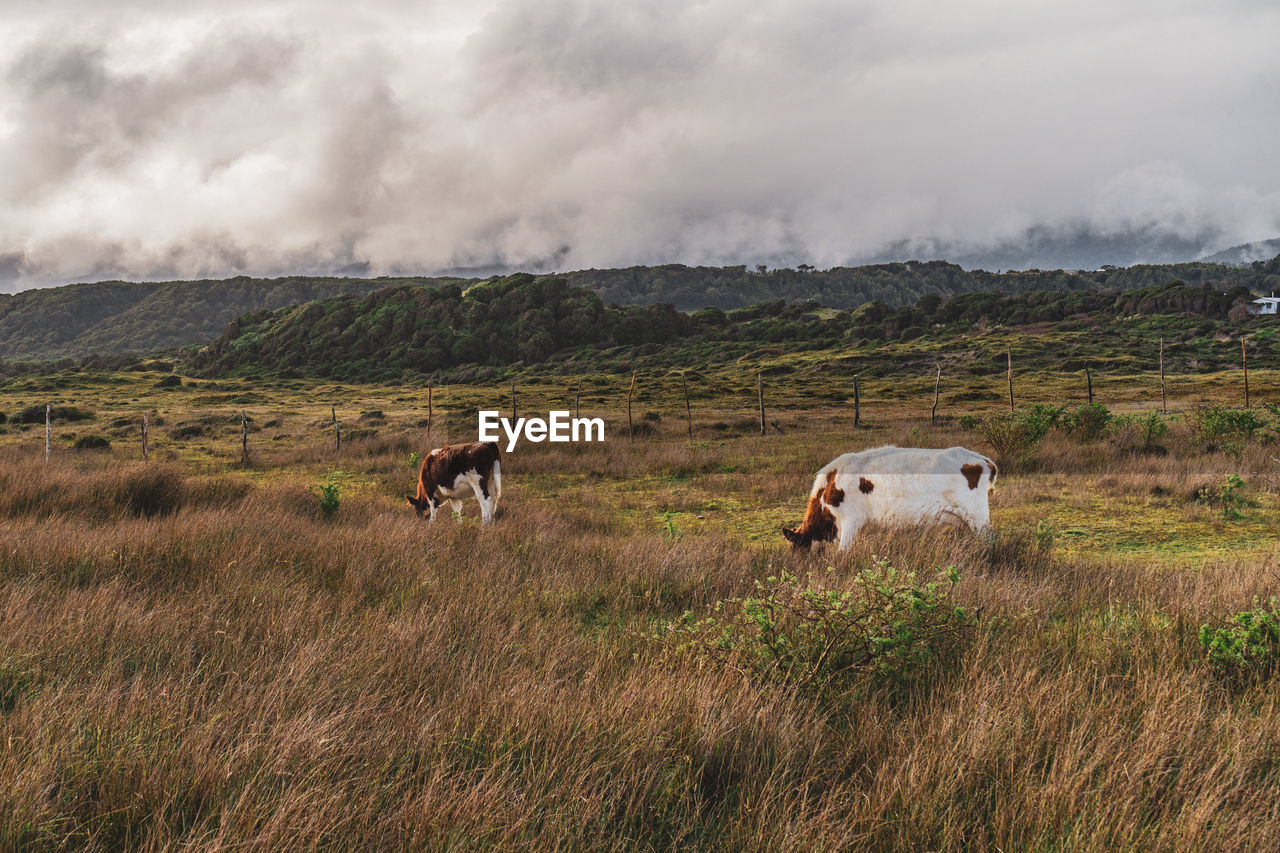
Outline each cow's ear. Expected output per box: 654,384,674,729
781,526,801,544
405,495,421,509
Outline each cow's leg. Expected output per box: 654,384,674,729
464,474,494,525
427,498,439,523
836,515,861,551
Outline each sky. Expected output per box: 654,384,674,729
1,0,1278,290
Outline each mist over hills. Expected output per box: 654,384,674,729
2,256,1278,364
1198,239,1280,268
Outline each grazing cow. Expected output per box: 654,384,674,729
782,445,996,550
406,441,502,524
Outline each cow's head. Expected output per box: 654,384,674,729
405,495,429,517
781,525,814,549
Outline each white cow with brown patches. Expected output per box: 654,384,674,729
782,445,997,550
406,441,502,524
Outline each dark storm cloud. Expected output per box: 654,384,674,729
0,0,1277,290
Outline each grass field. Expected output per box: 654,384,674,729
1,363,1279,850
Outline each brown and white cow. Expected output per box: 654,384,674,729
406,441,502,524
783,445,996,550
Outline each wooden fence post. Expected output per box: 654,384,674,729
427,381,433,439
575,379,582,421
45,403,51,463
1159,338,1167,413
511,381,517,421
1007,350,1014,413
931,364,942,425
1243,338,1250,408
757,372,766,436
241,411,249,465
627,372,636,441
683,374,693,441
853,375,860,428
1086,365,1093,405
142,413,149,461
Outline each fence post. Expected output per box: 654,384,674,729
427,381,433,439
853,375,861,428
1159,338,1167,413
931,364,942,425
627,372,636,441
575,379,582,421
142,413,149,461
45,403,51,463
1007,350,1014,413
241,411,249,465
757,371,765,436
511,381,517,421
683,374,693,441
1243,338,1250,408
1086,365,1093,404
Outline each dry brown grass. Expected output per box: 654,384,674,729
2,397,1280,851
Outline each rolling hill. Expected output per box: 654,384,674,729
2,256,1278,362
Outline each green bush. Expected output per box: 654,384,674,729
1195,474,1250,520
1200,599,1280,682
1191,405,1266,456
1135,410,1169,451
975,405,1062,467
662,562,972,696
13,404,95,424
73,435,111,451
1111,410,1169,453
311,473,342,519
1064,402,1112,440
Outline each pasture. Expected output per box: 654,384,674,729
1,364,1279,850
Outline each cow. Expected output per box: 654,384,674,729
405,441,502,524
782,445,996,550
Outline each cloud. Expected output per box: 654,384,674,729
1,0,1278,290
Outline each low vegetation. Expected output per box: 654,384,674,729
662,563,973,698
0,362,1278,849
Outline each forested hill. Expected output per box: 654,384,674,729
4,257,1279,362
558,258,1280,311
189,273,1270,382
0,275,464,362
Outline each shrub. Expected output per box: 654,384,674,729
73,435,111,451
1200,599,1280,682
1133,410,1169,453
975,406,1062,468
1064,402,1112,440
13,404,95,424
1195,474,1250,520
1191,404,1266,456
154,375,183,389
662,562,972,696
957,414,980,430
312,473,342,519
